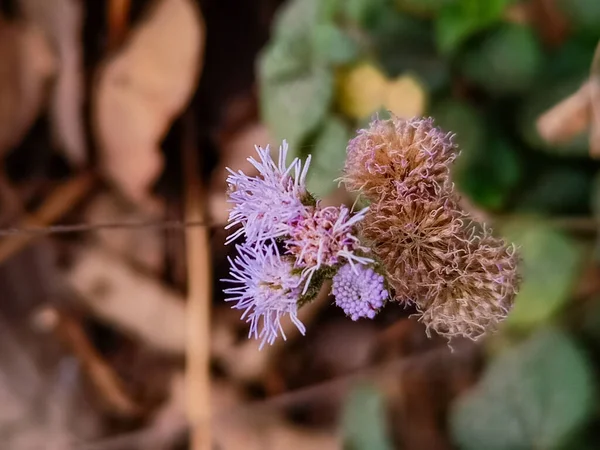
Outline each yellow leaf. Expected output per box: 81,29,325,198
384,75,427,118
337,63,388,120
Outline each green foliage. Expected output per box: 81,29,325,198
259,61,334,152
518,76,589,157
501,221,585,329
517,167,593,215
312,23,359,65
341,383,393,450
460,24,543,95
306,116,351,197
555,0,600,37
435,0,514,54
431,100,521,209
396,0,451,17
258,0,361,153
451,327,595,450
372,11,450,89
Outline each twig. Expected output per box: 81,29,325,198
183,113,212,449
108,0,131,50
35,307,141,418
0,172,94,263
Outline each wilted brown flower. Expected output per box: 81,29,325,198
416,226,519,340
344,113,520,340
343,116,457,201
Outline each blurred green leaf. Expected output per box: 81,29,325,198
435,0,513,54
260,65,334,151
451,327,594,450
460,24,543,95
456,137,521,210
312,23,360,65
431,99,486,156
340,0,389,28
342,383,393,450
431,100,521,209
259,34,313,81
555,0,600,37
519,76,590,157
516,167,592,215
396,0,451,17
306,116,351,197
501,221,585,328
372,11,450,90
273,0,322,39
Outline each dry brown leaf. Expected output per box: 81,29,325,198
20,0,87,166
0,17,55,154
85,191,165,273
65,244,186,354
94,0,205,207
536,80,591,147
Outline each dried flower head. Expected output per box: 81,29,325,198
222,243,305,349
332,263,388,321
360,193,466,302
344,113,520,341
343,116,457,201
416,228,519,340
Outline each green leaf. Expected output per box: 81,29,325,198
273,0,322,39
435,0,514,54
432,99,520,209
341,0,389,27
259,34,313,81
516,167,592,215
518,76,590,157
430,99,486,157
396,0,452,17
260,65,334,152
501,221,585,328
312,23,360,65
555,0,600,37
306,116,351,197
460,24,543,95
451,327,594,450
342,383,393,450
372,11,450,90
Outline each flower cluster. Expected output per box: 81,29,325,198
223,141,388,348
343,115,519,341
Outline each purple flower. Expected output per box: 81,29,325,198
222,242,306,349
332,263,388,321
286,204,373,293
225,140,311,245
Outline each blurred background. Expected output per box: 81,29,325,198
1,0,600,448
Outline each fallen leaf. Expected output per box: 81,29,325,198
94,0,205,206
20,0,87,166
65,244,186,354
0,17,55,154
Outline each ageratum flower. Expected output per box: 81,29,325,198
222,243,305,349
285,204,373,293
332,263,388,320
225,140,312,245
